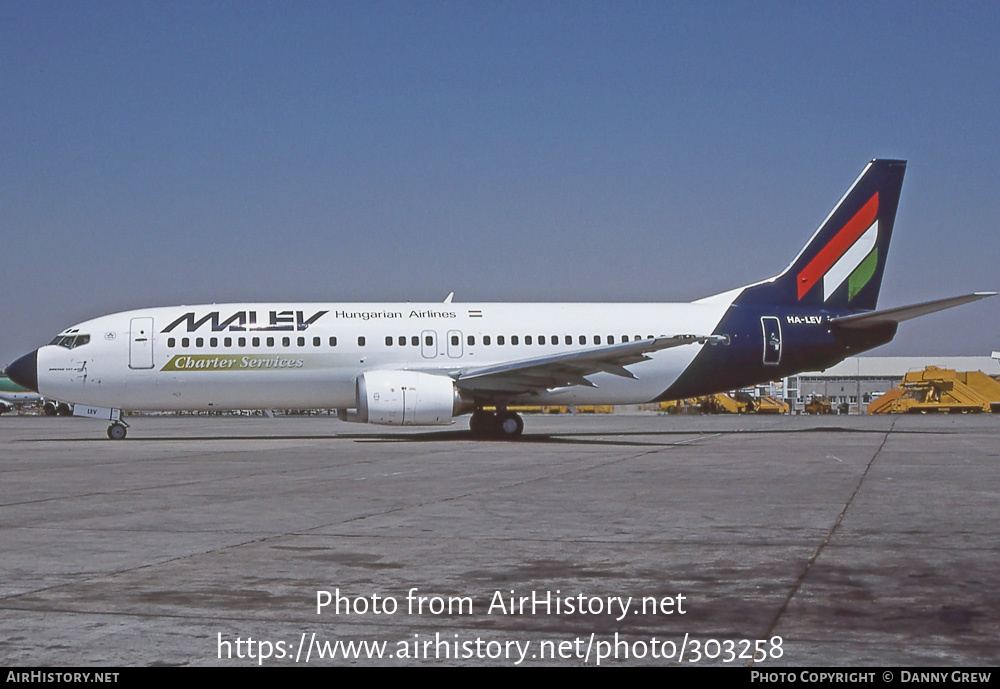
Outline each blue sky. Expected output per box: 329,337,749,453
2,1,998,364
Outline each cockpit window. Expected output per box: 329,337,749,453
48,334,91,349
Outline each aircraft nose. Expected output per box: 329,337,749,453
6,349,38,392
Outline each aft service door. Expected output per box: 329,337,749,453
129,317,155,369
761,316,781,366
421,330,438,359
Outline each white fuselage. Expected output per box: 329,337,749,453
0,390,42,405
34,300,735,411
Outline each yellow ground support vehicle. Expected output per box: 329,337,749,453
484,405,569,414
755,396,790,414
659,399,701,413
867,367,1000,413
574,405,614,413
660,393,789,414
804,397,833,414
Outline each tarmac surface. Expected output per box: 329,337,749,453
1,412,997,667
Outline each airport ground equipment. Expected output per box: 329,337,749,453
485,405,570,414
659,392,790,414
867,366,1000,414
865,388,904,414
804,397,834,414
700,393,753,414
755,396,791,414
659,399,694,414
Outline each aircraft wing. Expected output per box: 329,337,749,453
830,292,996,330
455,334,721,394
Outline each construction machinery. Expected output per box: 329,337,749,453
867,366,1000,414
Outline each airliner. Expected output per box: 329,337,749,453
0,373,43,414
5,159,994,439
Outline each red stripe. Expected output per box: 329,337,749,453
797,193,879,299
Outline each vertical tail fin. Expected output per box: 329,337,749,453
739,159,906,312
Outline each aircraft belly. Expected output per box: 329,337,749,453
137,369,356,411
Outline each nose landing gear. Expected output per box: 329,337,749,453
107,420,129,440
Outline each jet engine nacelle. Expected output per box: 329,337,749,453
347,370,467,426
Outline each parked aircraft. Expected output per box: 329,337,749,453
0,373,41,414
5,159,994,438
0,373,71,415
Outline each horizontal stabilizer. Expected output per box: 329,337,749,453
830,292,996,330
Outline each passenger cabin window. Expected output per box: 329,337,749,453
167,337,176,348
297,337,305,347
386,336,393,346
238,337,247,347
359,336,366,347
329,337,337,347
282,337,290,347
267,337,275,347
398,336,406,346
410,336,418,346
182,338,190,347
224,337,232,347
314,337,321,347
467,335,475,346
565,335,572,345
210,337,218,347
252,337,260,347
508,336,515,345
424,335,432,346
451,335,459,346
483,335,491,345
195,337,204,347
525,336,533,345
579,335,586,345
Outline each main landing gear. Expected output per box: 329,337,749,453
469,408,524,439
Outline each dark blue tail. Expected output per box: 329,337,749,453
737,159,906,312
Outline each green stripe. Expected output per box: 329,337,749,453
848,247,878,301
0,375,29,393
